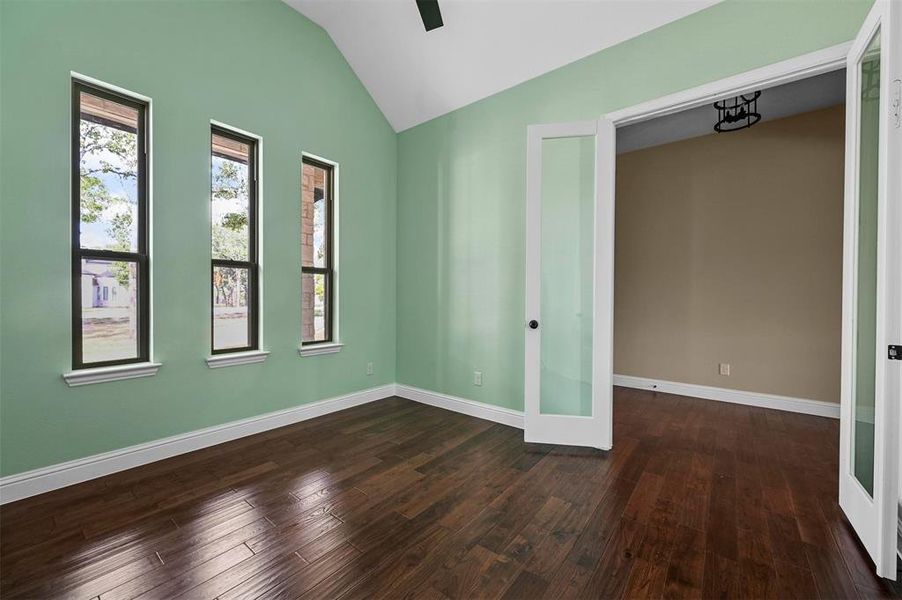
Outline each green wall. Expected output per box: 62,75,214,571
396,0,872,411
0,0,397,476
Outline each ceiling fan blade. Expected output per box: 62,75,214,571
416,0,443,31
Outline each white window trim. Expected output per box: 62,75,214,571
206,350,270,369
298,342,344,357
62,362,162,387
300,151,340,351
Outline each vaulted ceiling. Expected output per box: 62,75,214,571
285,0,722,132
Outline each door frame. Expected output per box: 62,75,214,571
603,42,850,126
598,38,900,577
525,42,851,450
595,41,850,442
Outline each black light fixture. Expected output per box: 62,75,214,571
714,91,761,132
416,0,444,32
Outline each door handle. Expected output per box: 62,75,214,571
527,320,539,329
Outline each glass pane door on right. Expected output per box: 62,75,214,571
839,0,900,581
852,28,880,499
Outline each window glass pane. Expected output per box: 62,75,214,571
212,133,251,261
302,272,327,342
213,266,250,350
80,258,139,363
302,161,329,268
852,29,881,497
79,92,139,252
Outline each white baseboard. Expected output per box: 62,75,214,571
0,384,395,505
395,384,525,429
0,376,840,505
613,374,840,419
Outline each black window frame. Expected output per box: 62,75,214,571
210,126,259,355
71,80,150,370
301,156,334,345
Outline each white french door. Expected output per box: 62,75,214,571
839,0,901,580
524,119,615,449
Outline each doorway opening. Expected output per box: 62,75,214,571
526,14,901,578
613,69,846,412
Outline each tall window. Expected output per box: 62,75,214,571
301,157,334,344
211,127,259,353
72,81,148,369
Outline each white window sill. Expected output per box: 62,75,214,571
62,362,162,387
298,342,343,357
206,350,270,369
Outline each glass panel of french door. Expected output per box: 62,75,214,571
852,28,880,498
539,136,595,417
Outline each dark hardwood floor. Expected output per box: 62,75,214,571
2,388,900,599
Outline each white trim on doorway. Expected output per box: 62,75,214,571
604,42,850,127
523,41,853,448
600,42,853,424
601,36,900,580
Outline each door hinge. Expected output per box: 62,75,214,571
889,345,902,360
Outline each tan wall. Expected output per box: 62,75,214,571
614,105,845,403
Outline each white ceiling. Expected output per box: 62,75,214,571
286,0,722,132
617,68,846,153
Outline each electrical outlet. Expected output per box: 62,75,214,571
366,362,374,376
719,363,731,376
474,370,483,386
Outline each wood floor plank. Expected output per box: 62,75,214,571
662,524,706,599
580,517,646,599
772,558,820,600
500,569,549,600
342,526,451,599
701,551,741,600
222,542,360,600
98,519,273,600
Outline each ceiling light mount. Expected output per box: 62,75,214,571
714,91,761,132
416,0,444,32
